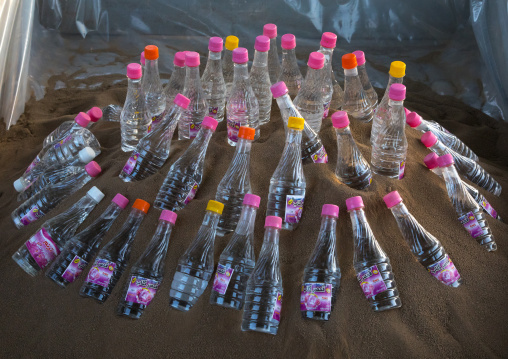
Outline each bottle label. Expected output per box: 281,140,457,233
427,255,461,286
300,283,332,313
125,275,160,306
459,211,483,238
272,292,283,322
20,206,45,226
189,122,201,139
61,255,88,283
357,265,388,299
183,182,199,205
85,258,116,287
25,158,40,174
209,106,219,117
480,199,498,219
151,112,165,126
25,228,59,269
285,195,304,223
53,135,73,149
311,146,328,164
398,161,405,180
212,264,234,295
122,152,139,175
322,102,331,119
227,119,241,143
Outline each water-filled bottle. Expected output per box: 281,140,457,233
353,50,378,108
250,36,272,125
201,38,226,122
341,53,374,122
263,24,281,84
143,45,166,127
278,34,303,98
223,36,239,98
165,52,187,105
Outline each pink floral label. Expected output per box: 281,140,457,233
300,283,332,313
53,135,73,149
227,119,241,143
357,265,387,299
480,199,498,219
209,106,219,117
427,255,461,286
184,182,199,204
25,228,59,269
322,102,330,119
285,195,304,223
272,292,283,322
151,111,165,126
459,211,483,238
212,264,234,295
311,146,328,163
189,122,201,139
125,275,160,306
25,157,40,174
398,161,405,180
122,152,139,175
20,206,45,226
62,255,88,283
85,258,116,287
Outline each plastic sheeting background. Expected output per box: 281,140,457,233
1,0,507,129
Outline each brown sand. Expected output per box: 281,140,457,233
1,74,507,358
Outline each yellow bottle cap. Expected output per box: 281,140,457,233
225,36,239,51
206,200,224,215
389,61,406,78
288,117,305,131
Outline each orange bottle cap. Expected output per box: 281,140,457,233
238,126,255,140
144,45,159,60
342,53,357,70
132,199,150,213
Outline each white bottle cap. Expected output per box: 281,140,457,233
87,186,105,203
13,178,26,192
79,147,96,163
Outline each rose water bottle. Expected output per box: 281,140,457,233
165,52,187,105
143,45,166,127
263,24,281,84
201,37,226,122
223,36,239,98
250,35,272,125
42,112,91,149
318,32,344,115
341,53,374,122
278,34,303,98
353,50,378,107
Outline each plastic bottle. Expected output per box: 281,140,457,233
80,199,150,303
346,196,402,311
165,51,187,105
300,204,341,321
271,81,328,163
353,50,378,108
371,84,408,179
143,45,167,127
215,126,256,236
332,111,372,189
11,162,102,229
210,194,260,309
42,112,91,149
414,111,452,134
263,24,281,84
421,131,501,196
318,32,344,116
45,193,129,287
119,94,190,182
241,216,283,335
223,36,239,98
278,34,303,98
117,210,177,318
266,117,306,231
102,104,123,122
169,200,224,311
154,116,218,211
407,111,479,162
383,191,462,287
121,63,149,152
371,61,406,144
227,47,260,145
12,186,104,276
437,154,496,251
250,35,272,125
201,38,226,123
341,53,374,122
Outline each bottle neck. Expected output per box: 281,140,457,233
261,226,280,248
335,126,351,136
233,62,250,80
319,46,334,70
282,48,297,63
389,202,409,217
127,77,142,91
253,50,268,66
344,67,358,77
201,210,221,230
145,58,160,77
47,193,99,236
319,215,337,234
135,219,174,274
386,75,404,90
185,66,201,84
440,164,462,185
235,205,258,236
285,128,303,145
304,67,321,83
269,38,278,52
235,137,253,154
106,208,146,253
84,202,124,247
429,139,448,153
205,51,223,71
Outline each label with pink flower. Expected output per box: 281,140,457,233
20,206,45,226
85,258,116,287
272,292,283,322
125,275,160,306
62,255,88,283
311,146,328,164
356,265,388,299
227,119,241,143
25,157,40,174
183,182,199,204
427,255,461,286
459,211,483,238
285,195,305,223
25,228,59,269
212,264,234,295
189,122,201,139
300,283,332,313
151,111,166,126
122,152,140,175
53,135,73,149
398,161,405,180
208,106,219,117
322,102,331,119
480,199,498,219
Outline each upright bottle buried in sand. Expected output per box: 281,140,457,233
317,32,343,117
201,37,226,122
143,45,166,127
165,52,187,107
341,53,374,122
250,35,272,125
353,50,378,108
223,35,239,98
278,33,303,98
263,24,281,84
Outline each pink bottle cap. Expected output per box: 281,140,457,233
353,50,365,66
308,52,325,70
255,35,270,52
112,193,129,209
85,161,101,177
406,112,422,127
389,83,406,101
281,34,296,50
437,154,454,167
209,37,223,52
185,52,200,67
421,131,438,147
75,112,91,127
243,193,261,208
140,51,146,66
346,196,364,211
263,24,277,39
320,32,337,48
423,152,439,169
321,204,339,218
160,209,177,224
270,81,288,98
87,107,102,122
265,216,282,229
383,191,403,208
174,93,190,109
331,111,349,128
202,116,218,131
174,52,186,67
233,47,248,64
126,63,142,79
404,107,411,117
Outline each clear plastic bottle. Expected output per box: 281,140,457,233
407,111,479,162
119,94,190,182
165,52,187,105
318,32,344,116
215,126,256,236
227,47,260,145
293,52,326,133
271,81,328,163
437,154,496,251
140,50,145,83
121,63,149,152
45,194,129,287
278,34,303,98
102,104,123,122
416,111,452,134
80,199,150,303
143,45,167,127
371,61,406,144
250,36,272,125
210,194,260,309
341,53,374,122
241,216,283,335
346,196,402,311
201,38,226,122
353,51,378,108
154,117,218,211
42,112,91,149
263,24,281,84
421,131,501,196
169,200,224,311
332,111,372,189
371,84,408,179
12,187,104,276
266,117,306,231
383,191,462,287
11,162,102,229
117,210,177,318
223,36,239,99
300,205,341,321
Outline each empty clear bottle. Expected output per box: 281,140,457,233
210,194,260,309
224,36,239,99
263,24,281,84
318,32,344,116
415,111,452,134
353,50,378,108
421,131,501,196
250,36,272,125
242,216,283,335
346,196,402,311
266,117,306,231
143,45,167,127
384,191,462,287
278,34,303,98
102,104,123,122
202,38,226,122
12,162,102,229
271,81,328,163
165,52,187,105
341,53,374,122
42,112,91,149
45,193,129,287
437,154,496,251
301,204,341,321
80,199,150,303
215,126,256,236
12,186,104,276
371,84,408,179
169,200,224,311
117,210,177,318
119,94,190,182
293,52,326,132
154,117,218,211
332,111,372,189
